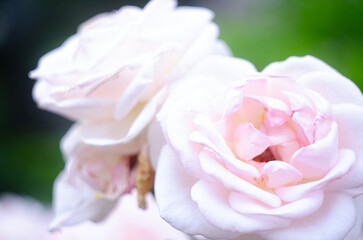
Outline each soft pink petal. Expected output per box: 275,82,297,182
154,146,237,239
229,190,323,219
291,122,338,178
191,180,290,234
33,81,115,121
192,113,234,155
125,87,167,140
29,35,80,82
147,119,166,169
199,151,281,207
83,88,164,146
185,56,256,84
80,109,141,146
276,148,356,202
0,195,52,240
342,194,363,240
176,24,219,73
161,96,205,178
222,97,266,141
234,123,270,161
272,139,301,163
191,114,260,179
181,56,256,120
247,96,291,127
260,123,296,146
291,110,315,146
283,91,313,112
326,104,363,192
113,62,153,120
220,86,244,120
304,89,332,118
258,192,356,240
262,55,338,79
50,172,117,230
262,161,303,188
60,124,82,160
296,71,363,106
189,131,260,180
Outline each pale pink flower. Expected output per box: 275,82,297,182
0,193,189,240
154,55,363,240
0,194,52,240
51,190,189,240
30,0,229,146
50,124,138,229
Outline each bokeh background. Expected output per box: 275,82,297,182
1,0,362,204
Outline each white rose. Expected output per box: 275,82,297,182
30,0,229,146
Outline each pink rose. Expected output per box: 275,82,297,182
30,0,228,146
50,124,138,229
155,56,363,240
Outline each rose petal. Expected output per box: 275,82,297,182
29,35,80,82
247,96,291,127
161,96,205,178
186,56,257,82
147,119,166,169
199,151,281,207
189,131,260,179
60,124,82,160
262,55,338,79
326,104,363,193
262,161,303,188
272,139,301,163
342,194,363,240
258,192,356,240
291,110,315,146
291,122,338,178
176,24,219,74
154,146,237,239
193,113,234,155
191,180,290,234
276,148,356,202
33,81,115,121
80,107,142,146
113,62,153,120
50,172,117,230
283,91,313,112
304,89,332,118
125,87,167,140
234,122,270,161
223,97,266,139
296,71,363,106
229,190,323,219
260,123,296,146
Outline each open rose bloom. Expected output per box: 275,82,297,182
30,0,230,229
30,0,228,146
155,56,363,240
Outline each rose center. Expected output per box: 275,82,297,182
252,148,275,163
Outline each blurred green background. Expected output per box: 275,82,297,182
0,0,362,204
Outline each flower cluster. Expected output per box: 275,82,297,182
31,0,363,239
